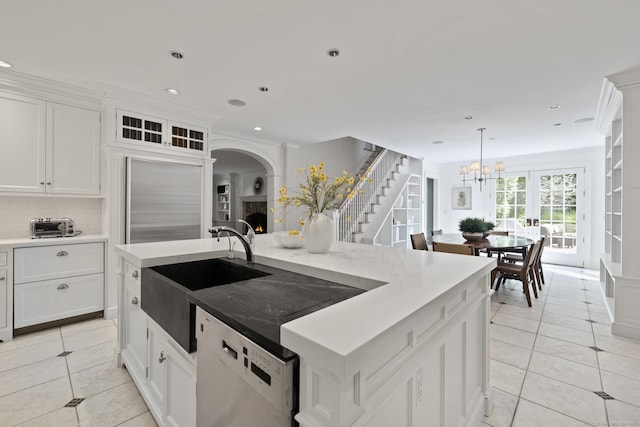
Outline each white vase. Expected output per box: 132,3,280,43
303,212,335,253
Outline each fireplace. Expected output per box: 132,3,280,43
242,201,267,234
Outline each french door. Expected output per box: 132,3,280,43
494,168,585,267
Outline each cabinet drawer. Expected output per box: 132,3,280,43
14,273,104,328
14,243,104,284
0,252,6,266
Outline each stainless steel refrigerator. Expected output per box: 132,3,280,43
126,158,203,244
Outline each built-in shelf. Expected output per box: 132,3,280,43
598,69,640,339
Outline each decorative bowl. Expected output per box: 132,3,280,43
273,231,304,249
462,232,484,242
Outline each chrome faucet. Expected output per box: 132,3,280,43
208,226,254,262
236,219,256,250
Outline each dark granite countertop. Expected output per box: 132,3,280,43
186,261,365,361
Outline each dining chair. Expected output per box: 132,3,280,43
431,229,443,236
432,241,475,255
491,241,541,307
503,237,546,290
410,233,428,250
488,230,509,236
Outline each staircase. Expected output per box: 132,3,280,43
336,148,408,243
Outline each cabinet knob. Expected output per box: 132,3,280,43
46,182,52,186
40,182,45,185
131,296,139,305
0,276,5,281
57,251,69,257
159,351,166,363
57,283,69,290
132,270,139,279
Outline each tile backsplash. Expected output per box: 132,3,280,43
0,197,103,238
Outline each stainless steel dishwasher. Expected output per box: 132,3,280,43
195,306,298,427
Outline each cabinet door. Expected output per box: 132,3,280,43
147,322,167,417
0,93,46,193
167,121,207,153
0,267,7,330
164,342,197,427
47,103,101,195
124,277,147,380
117,110,164,146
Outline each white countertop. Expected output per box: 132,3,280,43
0,234,107,248
115,234,496,359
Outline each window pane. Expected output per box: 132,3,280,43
517,177,526,190
496,178,505,191
540,206,550,221
516,191,526,205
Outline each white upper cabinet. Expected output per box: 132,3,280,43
0,93,46,193
0,92,101,195
47,102,101,195
116,110,207,156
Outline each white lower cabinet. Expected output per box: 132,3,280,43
13,242,104,329
0,252,7,334
121,260,196,427
14,273,103,328
123,262,147,381
146,320,197,427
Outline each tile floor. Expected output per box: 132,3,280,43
484,264,640,427
0,318,156,427
1,264,639,426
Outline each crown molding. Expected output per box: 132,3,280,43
595,77,623,135
0,69,100,108
97,83,219,128
606,67,640,90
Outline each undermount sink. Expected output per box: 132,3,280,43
141,258,272,352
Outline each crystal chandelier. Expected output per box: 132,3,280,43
459,128,505,190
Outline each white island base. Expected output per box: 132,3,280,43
115,235,496,427
283,269,493,427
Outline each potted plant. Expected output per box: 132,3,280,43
458,217,494,241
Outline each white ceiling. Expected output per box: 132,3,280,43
2,0,639,163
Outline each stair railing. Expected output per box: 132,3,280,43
336,149,402,242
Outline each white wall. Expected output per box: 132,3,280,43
282,137,373,230
0,196,103,238
438,146,604,269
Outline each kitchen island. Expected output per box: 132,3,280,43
115,234,496,427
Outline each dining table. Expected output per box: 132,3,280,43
431,233,535,259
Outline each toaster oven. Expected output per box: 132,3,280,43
31,218,77,238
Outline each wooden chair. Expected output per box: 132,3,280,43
491,241,541,307
488,230,509,236
432,241,475,255
410,233,428,250
431,229,443,236
503,237,546,290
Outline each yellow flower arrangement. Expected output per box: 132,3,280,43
272,162,371,229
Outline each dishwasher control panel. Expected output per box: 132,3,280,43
195,306,296,412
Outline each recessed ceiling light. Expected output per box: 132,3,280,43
0,60,12,68
228,99,247,107
432,140,445,145
327,48,340,57
169,51,184,59
465,116,473,120
574,117,594,123
254,127,262,131
548,105,560,110
489,137,496,140
553,123,562,126
258,87,269,92
165,88,180,95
